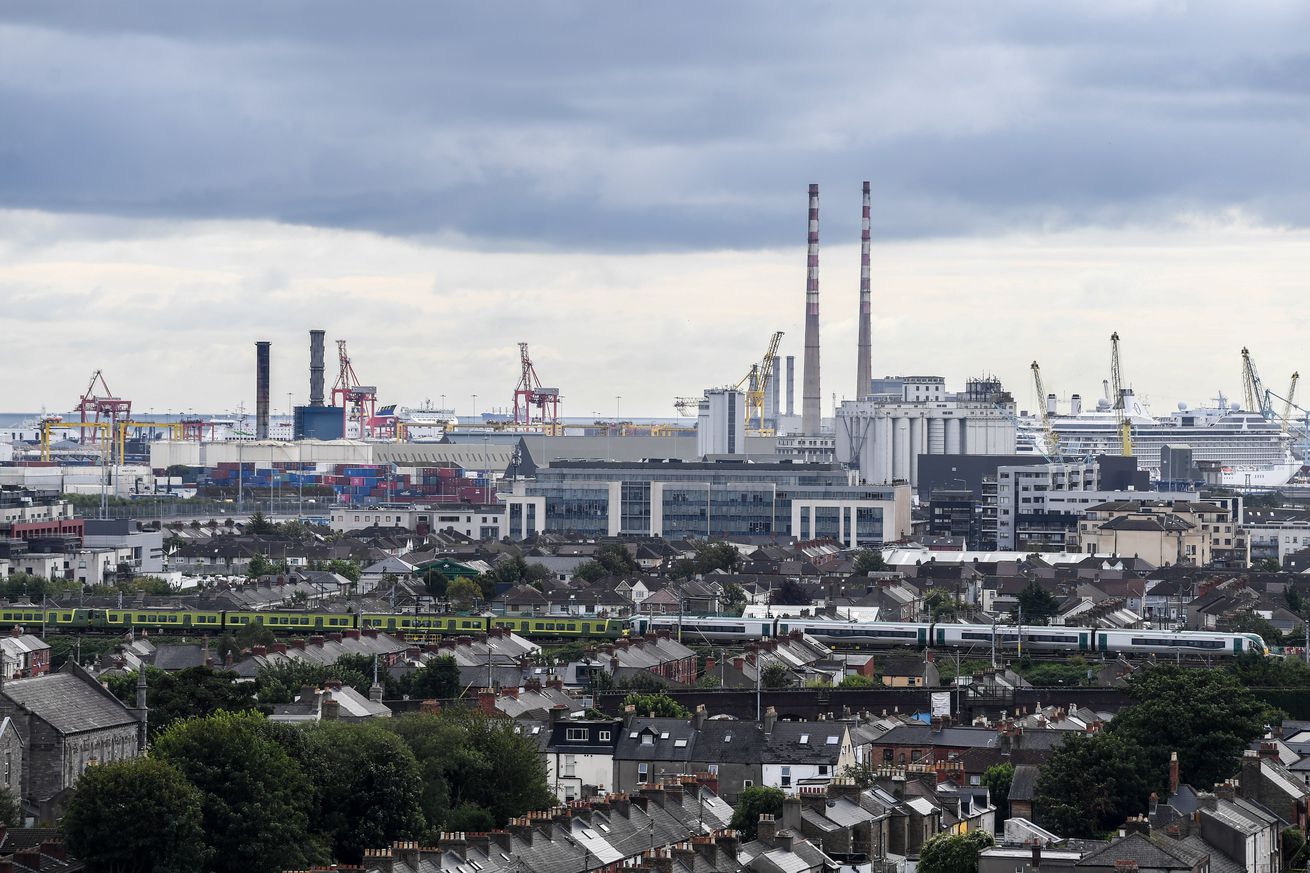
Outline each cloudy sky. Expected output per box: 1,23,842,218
3,2,1309,418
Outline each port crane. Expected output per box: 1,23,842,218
331,340,377,438
1240,347,1275,418
1030,361,1062,458
1110,332,1133,457
1282,373,1300,432
512,342,562,432
734,331,784,432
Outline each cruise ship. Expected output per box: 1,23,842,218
1020,390,1301,489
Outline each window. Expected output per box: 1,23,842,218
781,766,791,787
566,728,588,742
743,779,753,788
799,734,809,744
819,764,829,775
638,763,649,784
642,734,653,745
599,730,611,742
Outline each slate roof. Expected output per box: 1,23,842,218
152,644,207,671
1075,833,1200,870
1008,764,1040,802
762,722,846,765
2,671,138,734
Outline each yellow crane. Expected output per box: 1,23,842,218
1110,332,1133,456
734,330,784,432
1030,361,1061,458
1282,372,1300,431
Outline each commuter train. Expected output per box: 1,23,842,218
1,604,1268,656
629,615,1270,658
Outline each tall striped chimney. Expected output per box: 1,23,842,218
856,181,872,401
801,183,821,435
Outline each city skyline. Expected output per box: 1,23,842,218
3,3,1310,415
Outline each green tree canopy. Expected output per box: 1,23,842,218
853,549,888,574
63,757,209,873
1012,581,1059,625
692,541,741,574
1225,611,1283,647
770,577,812,606
982,762,1014,821
918,830,996,873
622,691,690,719
0,786,18,827
721,582,748,615
105,665,256,738
729,786,785,841
255,658,371,705
152,711,318,873
297,721,426,864
403,655,462,700
1034,731,1153,837
761,663,795,688
447,576,482,609
1110,664,1275,790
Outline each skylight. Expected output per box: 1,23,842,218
800,734,809,744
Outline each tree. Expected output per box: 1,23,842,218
771,577,812,606
423,567,449,597
0,786,18,827
1282,827,1305,871
918,830,996,873
693,542,741,574
760,663,795,688
923,587,958,620
105,665,256,738
383,711,552,833
1226,610,1283,648
328,559,361,582
299,722,426,864
572,560,606,584
730,786,785,841
853,549,888,574
594,543,639,576
1108,664,1274,791
407,656,462,699
981,762,1014,821
256,658,371,705
839,673,876,688
152,711,318,873
63,757,209,873
721,582,747,615
1012,580,1059,625
1254,558,1282,572
622,691,690,718
447,576,482,609
1034,732,1153,837
247,511,277,535
247,553,274,579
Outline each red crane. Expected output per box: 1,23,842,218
76,370,131,445
331,340,377,438
513,342,561,428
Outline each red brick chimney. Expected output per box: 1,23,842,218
1169,751,1179,794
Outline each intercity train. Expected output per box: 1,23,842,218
628,615,1270,657
1,605,1268,656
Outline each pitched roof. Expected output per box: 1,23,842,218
2,670,138,734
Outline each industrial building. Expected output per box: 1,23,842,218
696,389,745,456
501,459,911,546
835,376,1018,488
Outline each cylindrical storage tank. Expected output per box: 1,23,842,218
928,417,945,455
945,417,961,455
894,417,910,482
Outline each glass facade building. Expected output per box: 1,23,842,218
509,460,910,544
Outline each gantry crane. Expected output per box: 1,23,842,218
76,370,131,446
1110,332,1133,457
734,330,784,431
1030,361,1061,458
512,342,562,431
331,340,378,438
672,397,702,417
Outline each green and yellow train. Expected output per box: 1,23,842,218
0,605,630,639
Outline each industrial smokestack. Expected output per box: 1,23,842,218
786,355,795,417
801,183,821,434
255,341,271,440
309,329,326,407
856,181,872,401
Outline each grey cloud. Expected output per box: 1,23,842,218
2,2,1310,250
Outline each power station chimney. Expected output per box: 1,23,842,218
255,341,271,440
856,181,872,401
309,329,326,407
801,183,821,435
786,355,795,417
